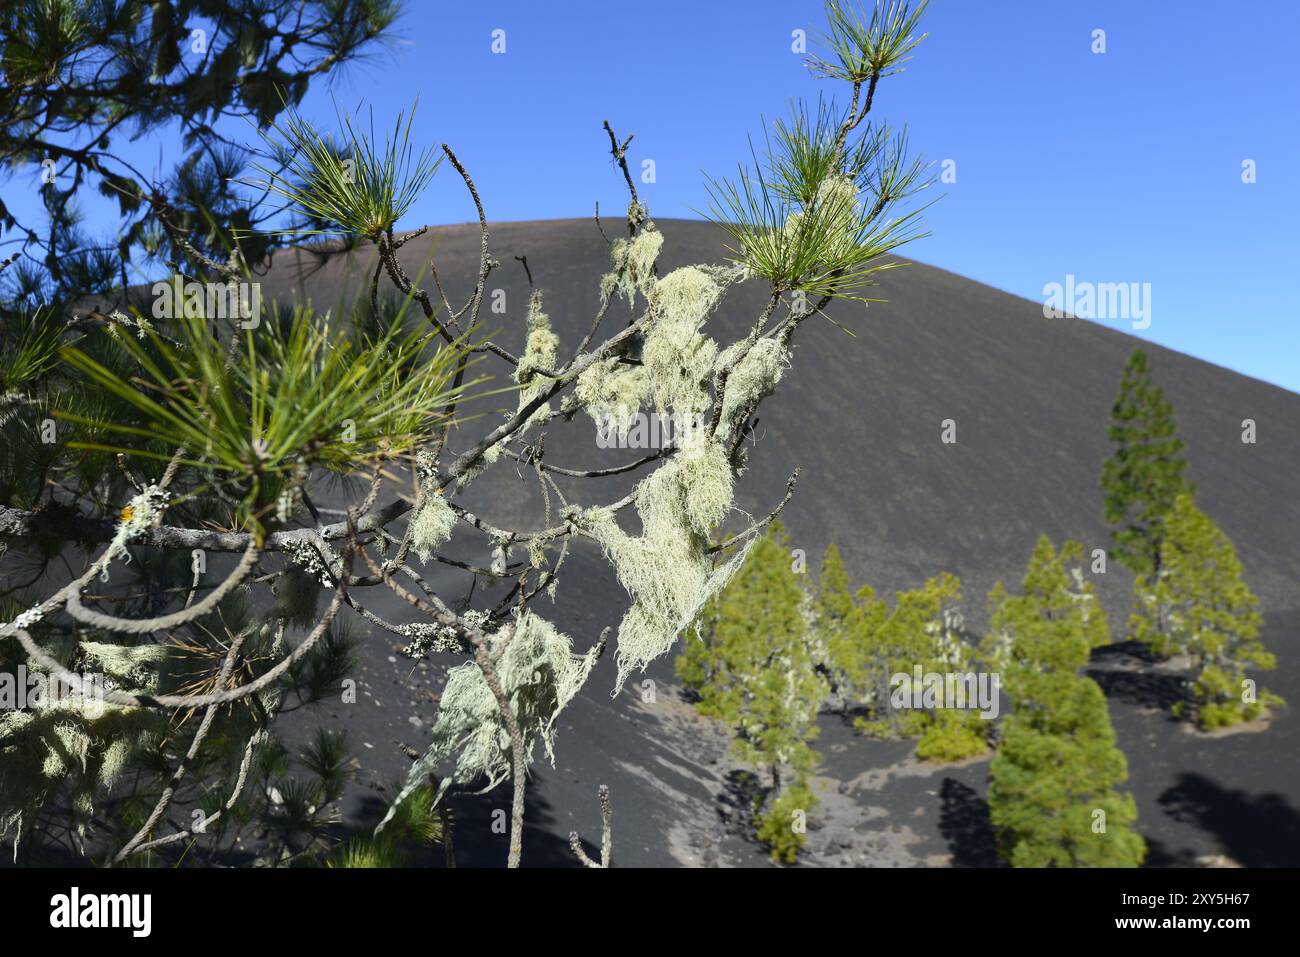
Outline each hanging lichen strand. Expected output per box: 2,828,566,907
514,289,560,432
574,228,664,438
0,641,175,851
643,265,727,417
580,236,747,435
569,222,768,690
714,337,789,445
408,450,457,562
602,221,663,309
581,441,755,691
377,611,600,829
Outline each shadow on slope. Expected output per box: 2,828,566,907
938,778,1000,867
1158,773,1300,868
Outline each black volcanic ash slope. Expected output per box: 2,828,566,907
260,218,1299,866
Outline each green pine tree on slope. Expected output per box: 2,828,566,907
1101,349,1195,580
987,536,1145,867
676,522,826,863
1130,494,1283,729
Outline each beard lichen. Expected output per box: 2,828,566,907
715,337,789,443
571,248,772,689
377,611,600,832
783,172,862,245
812,172,861,211
578,433,751,691
514,290,560,432
641,266,730,417
650,266,725,333
602,222,663,308
574,356,646,439
578,260,743,438
673,432,734,534
408,448,464,557
409,491,457,564
96,485,169,581
0,641,174,854
452,442,501,493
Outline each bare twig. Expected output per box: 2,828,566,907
568,784,613,868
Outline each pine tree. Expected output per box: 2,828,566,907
916,707,988,763
987,536,1145,867
872,573,956,738
815,544,855,637
824,581,889,714
814,543,857,702
1130,494,1283,729
989,679,1145,867
982,537,1111,672
1101,349,1195,578
0,0,399,308
676,522,827,862
819,562,989,761
674,586,723,706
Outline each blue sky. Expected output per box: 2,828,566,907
8,1,1299,391
335,0,1300,392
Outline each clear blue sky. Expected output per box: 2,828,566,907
11,1,1300,391
342,0,1299,393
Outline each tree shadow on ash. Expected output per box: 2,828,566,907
676,685,703,707
1095,639,1172,666
1158,773,1300,867
1087,643,1190,716
1141,838,1202,867
828,704,878,730
938,778,1002,867
353,769,578,868
717,769,767,843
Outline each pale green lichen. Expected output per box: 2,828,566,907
514,290,560,432
453,441,502,493
651,266,726,332
783,172,862,244
578,262,742,440
80,639,174,689
673,433,734,534
641,266,726,417
400,622,468,659
98,737,132,790
574,356,646,439
377,611,599,830
815,172,861,209
0,641,173,854
579,436,750,690
715,337,789,442
570,257,758,687
409,492,456,563
98,485,169,580
627,198,648,231
602,222,663,308
281,538,334,588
